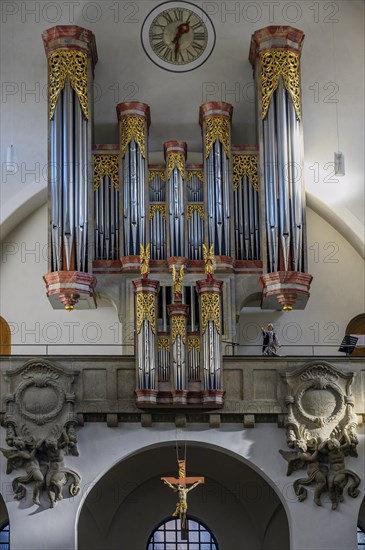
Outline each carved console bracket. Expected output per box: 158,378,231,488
279,361,360,509
1,359,81,509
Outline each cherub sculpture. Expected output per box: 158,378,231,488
172,264,184,300
140,243,150,278
203,243,215,279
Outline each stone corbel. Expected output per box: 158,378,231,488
1,359,81,509
279,361,361,509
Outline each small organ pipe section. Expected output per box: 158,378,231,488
149,165,167,260
133,278,160,405
232,147,260,260
164,141,187,258
249,26,307,273
187,166,204,260
93,151,119,260
43,25,98,273
117,102,150,257
200,102,234,258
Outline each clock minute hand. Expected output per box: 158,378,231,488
172,22,190,59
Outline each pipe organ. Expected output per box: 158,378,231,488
43,25,312,408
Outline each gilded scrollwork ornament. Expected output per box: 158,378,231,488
188,338,201,352
149,170,166,182
167,152,186,180
149,204,167,220
158,337,170,351
260,50,301,120
120,116,146,159
171,315,186,344
204,116,230,159
186,170,204,183
93,154,119,190
200,294,221,335
135,293,156,334
233,154,258,191
48,49,89,120
187,204,204,220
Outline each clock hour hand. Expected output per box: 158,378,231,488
172,22,190,59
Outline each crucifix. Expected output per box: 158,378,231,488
161,459,205,539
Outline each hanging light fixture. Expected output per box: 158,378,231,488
332,23,345,176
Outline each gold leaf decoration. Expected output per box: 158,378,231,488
171,315,186,343
233,154,258,191
187,204,205,220
188,338,201,352
94,154,119,190
260,50,301,120
201,294,221,335
135,293,156,334
48,49,88,120
120,116,146,159
158,337,170,351
204,116,230,159
149,170,166,182
186,170,204,182
167,152,185,180
149,204,167,220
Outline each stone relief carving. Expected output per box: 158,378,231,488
0,359,81,508
279,361,360,509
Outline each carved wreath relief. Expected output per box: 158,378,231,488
280,362,360,509
1,360,81,508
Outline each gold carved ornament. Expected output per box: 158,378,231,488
167,153,185,180
203,243,215,278
149,170,166,182
149,204,167,220
158,337,170,352
188,338,201,352
48,49,89,120
200,294,221,335
186,170,204,183
140,243,150,278
260,50,301,120
120,116,146,159
172,265,184,296
204,116,230,159
135,293,156,334
233,154,258,191
187,204,204,220
93,154,119,190
171,315,186,344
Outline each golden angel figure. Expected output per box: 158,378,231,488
140,243,150,279
203,243,215,278
172,265,184,298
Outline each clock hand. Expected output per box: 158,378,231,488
172,22,190,59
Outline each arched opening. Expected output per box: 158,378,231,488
345,314,365,356
0,316,11,355
78,442,289,550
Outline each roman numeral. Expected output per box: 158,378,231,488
192,41,204,53
186,49,195,61
193,32,206,41
154,40,167,54
162,11,173,24
192,21,204,31
151,32,164,41
173,8,183,21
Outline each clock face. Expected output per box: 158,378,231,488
141,1,215,72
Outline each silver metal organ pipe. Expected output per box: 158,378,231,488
288,100,303,271
268,102,279,271
276,78,290,270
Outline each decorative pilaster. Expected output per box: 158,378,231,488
117,102,150,258
42,25,98,310
249,26,312,310
196,278,224,406
199,102,234,258
133,278,160,405
164,141,187,258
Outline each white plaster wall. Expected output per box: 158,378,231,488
1,1,364,244
1,202,363,355
0,423,364,550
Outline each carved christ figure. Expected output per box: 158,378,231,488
161,459,205,529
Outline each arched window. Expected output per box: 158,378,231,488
0,522,10,549
147,517,218,549
358,524,365,549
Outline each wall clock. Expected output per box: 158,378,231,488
141,1,216,72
